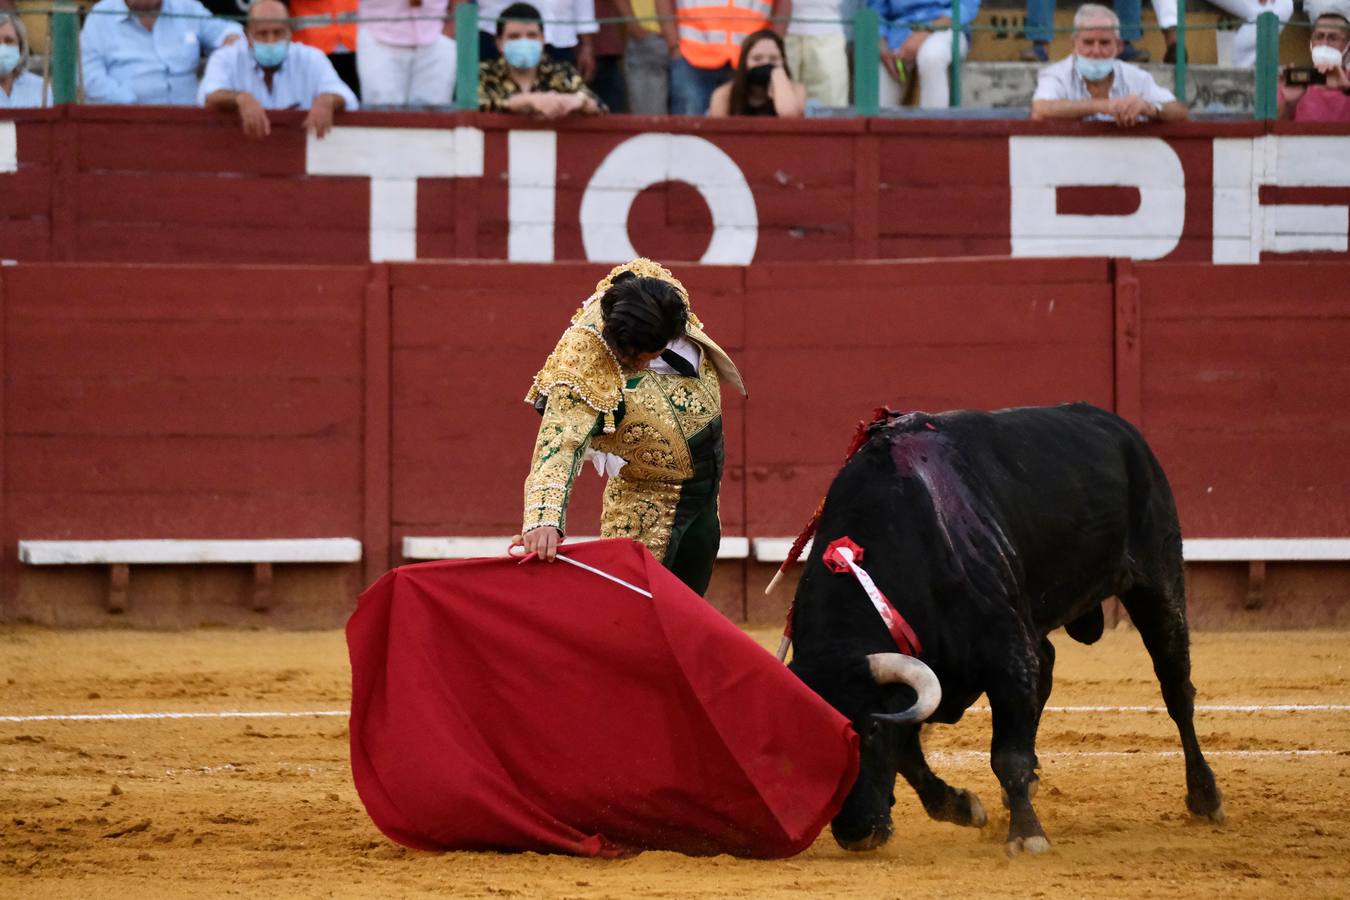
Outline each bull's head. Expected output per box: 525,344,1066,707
791,651,940,851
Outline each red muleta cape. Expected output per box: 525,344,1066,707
346,539,859,858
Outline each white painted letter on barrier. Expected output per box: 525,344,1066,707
508,131,557,262
0,122,15,174
1009,136,1185,260
580,134,758,264
306,126,484,262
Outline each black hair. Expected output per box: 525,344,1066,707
496,2,543,36
728,29,792,116
600,273,689,360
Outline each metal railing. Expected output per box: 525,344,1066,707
21,3,1293,118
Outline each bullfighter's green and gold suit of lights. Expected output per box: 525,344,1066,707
522,259,746,595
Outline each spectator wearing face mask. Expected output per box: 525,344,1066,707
1278,10,1350,122
476,0,598,78
199,0,358,138
707,28,806,116
81,0,243,105
1031,4,1188,126
478,1,605,117
0,11,50,108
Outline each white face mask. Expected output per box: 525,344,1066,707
1311,44,1346,68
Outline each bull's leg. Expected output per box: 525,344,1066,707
1002,638,1055,809
1121,585,1225,823
895,725,987,828
986,641,1050,856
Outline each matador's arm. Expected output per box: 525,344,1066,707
522,386,602,535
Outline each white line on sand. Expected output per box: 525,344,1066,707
1,703,1348,724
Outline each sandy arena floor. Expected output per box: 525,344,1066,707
1,625,1348,899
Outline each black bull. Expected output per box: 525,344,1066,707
788,403,1226,855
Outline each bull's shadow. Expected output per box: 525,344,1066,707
786,403,1226,856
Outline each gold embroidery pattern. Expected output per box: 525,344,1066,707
525,323,624,434
522,386,600,533
600,477,682,562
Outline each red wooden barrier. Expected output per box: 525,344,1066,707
1,258,1346,625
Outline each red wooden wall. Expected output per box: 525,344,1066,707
1,258,1347,620
7,109,1350,267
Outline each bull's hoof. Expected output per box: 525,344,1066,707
1005,835,1051,857
1189,800,1227,825
835,832,890,852
963,790,988,828
1187,790,1226,824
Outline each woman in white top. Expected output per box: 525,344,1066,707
0,13,50,109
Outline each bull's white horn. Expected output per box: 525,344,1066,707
866,653,941,724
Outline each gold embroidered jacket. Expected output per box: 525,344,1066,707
522,259,745,536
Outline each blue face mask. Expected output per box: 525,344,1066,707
503,38,543,70
251,39,289,69
1074,55,1115,82
0,44,21,76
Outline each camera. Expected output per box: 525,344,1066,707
1286,66,1329,86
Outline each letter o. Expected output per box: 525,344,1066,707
580,134,758,264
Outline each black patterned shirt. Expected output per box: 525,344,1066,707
477,56,606,113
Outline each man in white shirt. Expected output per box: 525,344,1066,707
1031,4,1188,126
199,0,359,138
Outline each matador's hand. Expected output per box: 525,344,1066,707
513,527,561,561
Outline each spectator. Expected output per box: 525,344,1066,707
0,11,49,108
81,0,243,105
870,0,978,109
656,0,789,116
1021,0,1148,62
785,0,848,106
588,0,626,110
1278,10,1350,122
357,0,455,106
614,0,667,114
1152,0,1292,66
199,0,358,138
478,1,605,116
291,0,361,96
478,0,598,77
1031,3,1187,125
708,28,806,115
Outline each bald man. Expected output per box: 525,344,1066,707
199,0,358,139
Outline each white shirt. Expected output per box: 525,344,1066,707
787,0,852,38
0,70,51,108
1033,56,1177,122
197,40,359,110
476,0,598,49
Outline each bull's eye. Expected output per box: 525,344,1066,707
866,720,882,738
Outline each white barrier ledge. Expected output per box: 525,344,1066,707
752,538,811,564
403,536,751,561
1183,539,1350,562
18,538,363,565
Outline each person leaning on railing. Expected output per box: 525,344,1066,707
1278,8,1350,122
478,1,605,117
1031,3,1188,126
80,0,244,104
707,28,805,115
656,0,789,116
356,0,456,106
475,0,598,77
0,11,51,108
199,0,358,138
869,0,979,109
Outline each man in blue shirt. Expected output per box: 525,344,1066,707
199,0,359,138
81,0,244,104
868,0,978,108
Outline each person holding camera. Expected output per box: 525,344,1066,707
707,29,807,117
1279,10,1350,122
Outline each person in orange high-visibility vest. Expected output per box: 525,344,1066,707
655,0,790,114
291,0,361,95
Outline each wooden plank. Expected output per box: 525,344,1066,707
6,377,362,437
19,538,363,565
742,258,1111,290
1184,539,1350,561
5,436,363,493
75,171,367,228
50,116,77,261
853,134,879,259
76,120,306,176
363,264,392,585
1114,257,1143,426
0,268,7,606
402,535,751,560
73,221,368,264
5,491,361,537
